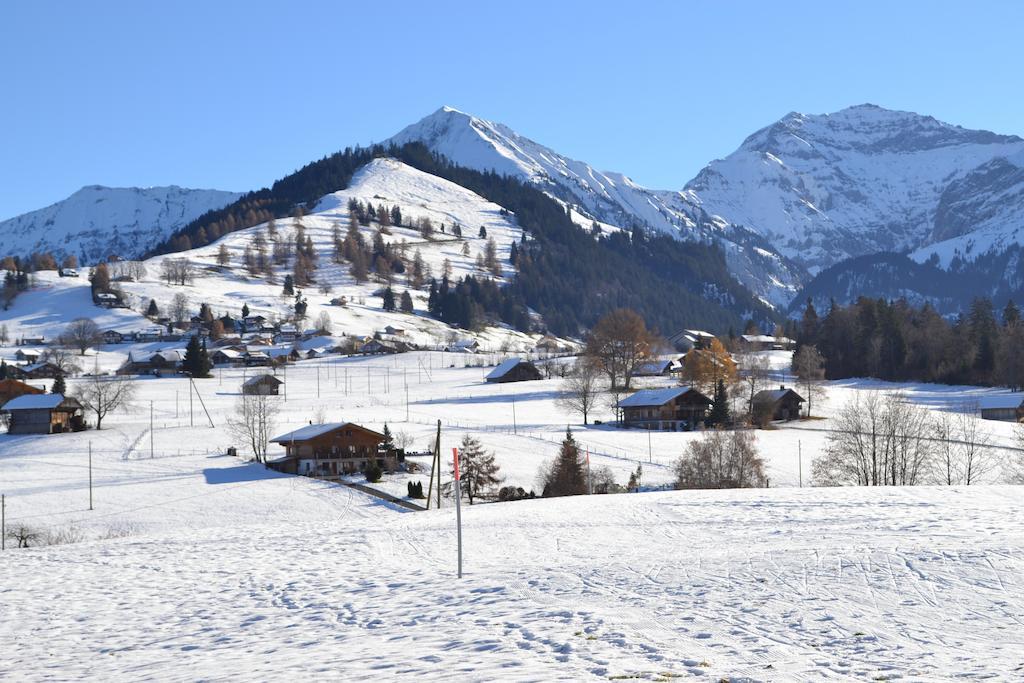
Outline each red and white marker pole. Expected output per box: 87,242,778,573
452,447,463,579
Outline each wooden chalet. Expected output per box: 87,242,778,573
19,362,65,380
101,330,126,344
0,378,45,406
485,358,542,383
15,349,42,363
268,422,396,476
1,394,84,435
632,359,675,377
752,386,805,421
242,374,283,396
618,387,712,430
118,349,184,375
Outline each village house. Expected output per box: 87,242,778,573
101,330,127,344
632,359,675,377
533,335,566,355
447,339,480,353
0,378,45,406
19,362,66,380
978,395,1024,422
134,327,164,342
211,348,244,365
740,334,796,351
752,386,805,421
268,422,396,477
1,394,85,435
274,324,298,344
243,350,272,367
95,292,121,308
241,374,283,396
14,348,42,363
668,329,717,352
618,387,713,430
118,349,185,376
19,336,45,346
485,358,543,383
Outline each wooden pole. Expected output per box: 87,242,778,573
453,447,463,578
150,401,154,458
2,493,5,551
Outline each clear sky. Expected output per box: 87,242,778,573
2,0,1022,220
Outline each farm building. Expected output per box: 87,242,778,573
485,358,542,383
14,349,42,363
978,395,1024,422
618,387,712,430
1,394,84,435
242,374,283,396
101,330,126,344
632,359,676,377
18,362,66,380
0,378,45,406
667,329,717,352
268,422,396,476
752,386,805,421
211,348,243,365
118,350,185,375
446,339,480,353
740,334,796,351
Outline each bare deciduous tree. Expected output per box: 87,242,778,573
674,429,765,489
161,258,195,286
792,345,827,417
229,394,280,463
73,375,137,430
169,292,191,326
41,346,82,376
557,358,604,425
60,318,101,355
740,353,772,417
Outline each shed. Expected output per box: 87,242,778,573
242,374,283,396
752,386,805,421
978,395,1024,422
2,394,84,434
485,358,542,383
618,387,712,430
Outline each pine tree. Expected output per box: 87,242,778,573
455,434,502,504
146,299,159,317
708,378,731,426
543,428,587,497
478,226,487,239
382,287,396,312
0,359,7,380
241,303,250,318
1004,299,1021,327
183,335,212,378
282,274,295,296
400,290,414,313
51,374,66,395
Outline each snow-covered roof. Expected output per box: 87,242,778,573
741,334,776,343
243,374,282,387
753,388,804,403
619,387,707,408
270,422,385,444
633,360,673,375
486,357,525,380
2,394,76,411
978,394,1024,410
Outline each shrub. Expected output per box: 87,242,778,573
407,481,425,498
364,461,383,483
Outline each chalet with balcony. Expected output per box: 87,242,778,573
268,422,396,476
618,387,712,430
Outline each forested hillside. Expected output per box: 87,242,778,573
151,143,775,337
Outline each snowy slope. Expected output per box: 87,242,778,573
0,185,241,263
687,104,1024,274
390,107,804,307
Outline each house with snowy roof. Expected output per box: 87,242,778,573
978,395,1024,422
752,386,805,421
485,358,542,383
268,422,395,476
1,394,84,434
617,387,712,430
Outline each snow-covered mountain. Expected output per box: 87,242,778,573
389,107,804,307
0,185,241,263
686,104,1024,274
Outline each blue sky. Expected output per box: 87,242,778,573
2,0,1022,220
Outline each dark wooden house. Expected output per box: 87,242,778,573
2,394,84,434
242,374,283,396
752,386,805,421
268,422,396,476
485,358,542,383
0,378,45,407
978,395,1024,422
618,387,712,430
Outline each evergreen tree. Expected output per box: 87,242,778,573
542,428,587,497
400,290,414,313
708,379,731,426
182,335,212,378
478,226,487,239
1004,299,1021,327
146,298,159,317
455,434,502,504
282,274,295,296
382,287,396,312
51,374,66,395
241,303,250,318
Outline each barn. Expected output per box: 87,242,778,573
752,386,805,421
978,395,1024,422
2,394,85,435
485,358,542,383
242,374,283,396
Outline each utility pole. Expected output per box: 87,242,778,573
453,447,463,579
189,377,194,427
405,384,410,422
426,420,442,509
2,494,5,551
150,401,154,458
175,390,179,419
647,428,653,463
511,391,517,435
316,364,320,398
88,441,93,511
587,448,592,495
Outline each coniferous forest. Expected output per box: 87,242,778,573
150,142,776,338
796,296,1024,389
